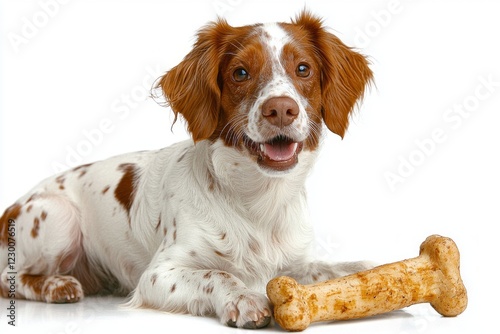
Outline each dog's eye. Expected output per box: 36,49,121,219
233,68,250,82
296,64,311,78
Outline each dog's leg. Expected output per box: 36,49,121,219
128,261,271,329
0,194,84,303
280,260,375,285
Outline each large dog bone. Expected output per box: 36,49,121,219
266,235,467,331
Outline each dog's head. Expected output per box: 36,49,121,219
159,11,373,174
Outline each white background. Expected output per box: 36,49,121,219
1,0,499,333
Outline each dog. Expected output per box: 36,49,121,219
0,11,373,329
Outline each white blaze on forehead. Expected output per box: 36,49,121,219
244,23,310,143
260,23,291,66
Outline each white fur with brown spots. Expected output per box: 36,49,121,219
0,11,373,329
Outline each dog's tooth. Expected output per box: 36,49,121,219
259,144,265,152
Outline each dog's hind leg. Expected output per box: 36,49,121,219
0,193,84,303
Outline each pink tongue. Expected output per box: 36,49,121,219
264,142,298,162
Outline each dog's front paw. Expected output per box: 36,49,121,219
221,292,271,329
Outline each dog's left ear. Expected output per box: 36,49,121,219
158,19,234,142
293,11,373,138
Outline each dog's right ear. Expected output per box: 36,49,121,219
158,19,235,142
293,11,373,139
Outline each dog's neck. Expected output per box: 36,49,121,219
198,139,318,225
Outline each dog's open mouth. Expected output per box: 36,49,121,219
245,135,304,172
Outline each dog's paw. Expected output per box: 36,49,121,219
43,275,84,303
220,292,272,329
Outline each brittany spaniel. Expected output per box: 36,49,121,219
0,11,372,329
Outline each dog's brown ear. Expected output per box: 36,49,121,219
158,19,234,142
293,11,373,138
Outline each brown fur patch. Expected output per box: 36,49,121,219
20,274,47,299
31,217,41,238
203,285,214,294
72,163,92,172
56,175,66,190
155,218,161,232
215,250,226,257
208,172,215,192
151,274,158,286
26,194,38,203
114,163,140,220
0,203,22,246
